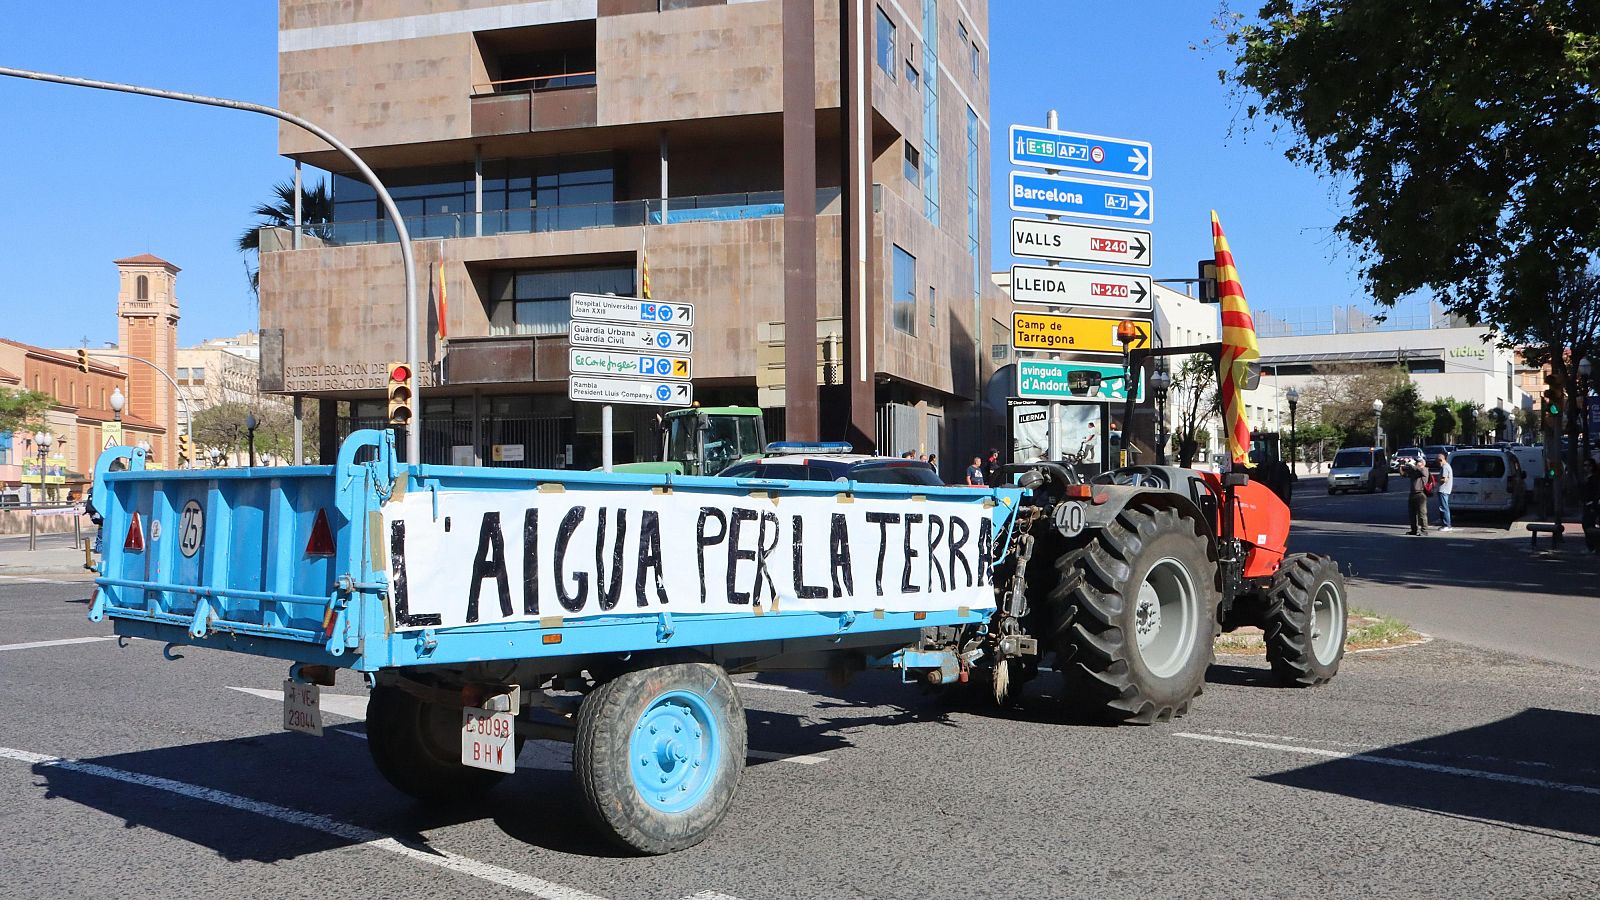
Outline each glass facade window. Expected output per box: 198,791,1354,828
875,6,895,80
903,143,920,185
966,106,981,302
921,0,940,225
488,265,636,337
135,275,148,300
494,46,596,92
892,245,917,336
929,285,937,329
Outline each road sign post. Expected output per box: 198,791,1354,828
1009,265,1152,311
1009,124,1153,180
1011,312,1151,356
568,293,697,470
1010,219,1152,268
1009,171,1153,224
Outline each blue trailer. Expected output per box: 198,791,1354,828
89,430,1024,853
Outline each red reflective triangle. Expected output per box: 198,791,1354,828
124,512,145,552
306,509,336,557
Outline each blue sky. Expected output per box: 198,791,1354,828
0,1,1372,351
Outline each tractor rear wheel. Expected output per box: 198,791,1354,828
1263,553,1347,686
1045,503,1219,724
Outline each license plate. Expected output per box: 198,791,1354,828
283,679,324,736
462,707,516,773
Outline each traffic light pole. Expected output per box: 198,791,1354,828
0,66,423,464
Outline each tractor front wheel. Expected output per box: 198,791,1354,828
1263,554,1347,686
1046,503,1219,724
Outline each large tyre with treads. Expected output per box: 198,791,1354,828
1046,502,1219,724
1263,553,1347,687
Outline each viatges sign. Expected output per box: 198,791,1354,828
383,487,1010,630
284,360,438,393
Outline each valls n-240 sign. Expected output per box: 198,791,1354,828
383,488,1004,630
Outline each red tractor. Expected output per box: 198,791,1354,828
931,344,1347,721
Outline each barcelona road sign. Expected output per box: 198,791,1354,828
568,375,695,407
1009,171,1153,224
1010,264,1152,311
570,292,696,329
1016,359,1141,403
1011,219,1152,268
569,349,692,381
1008,125,1153,180
1011,311,1152,356
569,320,694,353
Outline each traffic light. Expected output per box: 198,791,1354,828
76,348,90,373
177,433,194,466
1544,391,1560,419
1197,259,1219,303
387,362,413,427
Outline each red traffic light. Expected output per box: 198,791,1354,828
389,364,411,383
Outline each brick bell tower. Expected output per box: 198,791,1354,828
115,254,180,468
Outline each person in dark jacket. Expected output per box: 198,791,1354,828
1400,459,1429,535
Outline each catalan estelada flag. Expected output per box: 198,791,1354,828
1211,211,1260,465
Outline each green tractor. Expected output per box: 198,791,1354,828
613,405,767,476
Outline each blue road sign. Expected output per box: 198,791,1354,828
1009,125,1153,180
655,331,672,349
1010,171,1153,224
656,384,672,402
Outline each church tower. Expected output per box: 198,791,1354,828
115,254,180,468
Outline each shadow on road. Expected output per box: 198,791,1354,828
1257,707,1600,843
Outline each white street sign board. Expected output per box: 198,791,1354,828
570,320,694,354
569,348,692,381
1010,264,1152,311
569,374,694,407
570,293,696,329
1011,219,1152,268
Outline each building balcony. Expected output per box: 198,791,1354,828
470,81,598,136
259,187,851,251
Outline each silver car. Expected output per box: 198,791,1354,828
1328,446,1389,494
1446,448,1526,520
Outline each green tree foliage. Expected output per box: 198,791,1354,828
191,401,320,464
1382,382,1432,448
0,387,54,436
1456,400,1485,444
1299,364,1409,444
1428,398,1460,443
237,179,333,298
1170,354,1220,466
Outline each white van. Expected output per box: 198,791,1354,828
1507,445,1544,491
1448,448,1527,520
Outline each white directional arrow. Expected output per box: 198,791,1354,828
1128,193,1149,217
1128,147,1148,173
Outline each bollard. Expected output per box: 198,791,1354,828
74,513,82,550
28,510,36,551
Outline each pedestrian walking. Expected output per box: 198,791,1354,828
1435,452,1454,531
965,456,985,487
1401,458,1429,535
1581,458,1599,553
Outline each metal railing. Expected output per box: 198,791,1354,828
267,187,848,249
471,71,597,94
1253,302,1473,338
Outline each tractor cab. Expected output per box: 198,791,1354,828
614,405,767,477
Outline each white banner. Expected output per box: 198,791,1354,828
384,488,1007,630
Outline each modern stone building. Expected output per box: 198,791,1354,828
259,0,1007,474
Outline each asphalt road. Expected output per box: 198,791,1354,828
2,489,1598,900
1286,475,1600,670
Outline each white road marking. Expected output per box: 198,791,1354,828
734,681,810,694
228,686,370,721
1203,729,1600,776
1174,732,1600,798
0,745,608,900
0,636,115,652
675,892,748,900
746,749,829,766
334,728,368,741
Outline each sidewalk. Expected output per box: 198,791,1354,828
0,544,97,578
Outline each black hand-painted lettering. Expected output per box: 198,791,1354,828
926,514,947,592
829,512,854,597
755,510,781,603
791,515,828,599
390,519,440,627
554,506,589,612
727,507,758,605
636,510,668,606
948,515,972,587
465,512,511,623
595,507,627,611
696,507,727,604
975,514,993,587
901,513,923,594
522,509,539,615
864,512,899,596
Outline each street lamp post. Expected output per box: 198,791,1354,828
109,387,124,423
33,431,53,502
1150,367,1172,465
1285,386,1300,472
1372,398,1385,450
246,412,259,469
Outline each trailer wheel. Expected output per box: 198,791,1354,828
365,685,522,804
1263,553,1347,687
574,661,745,854
1047,503,1218,724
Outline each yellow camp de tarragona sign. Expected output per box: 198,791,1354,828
1010,312,1152,355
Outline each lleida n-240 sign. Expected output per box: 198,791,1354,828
384,488,1000,629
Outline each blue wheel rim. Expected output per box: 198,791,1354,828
629,689,720,813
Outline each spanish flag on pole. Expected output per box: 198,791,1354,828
1211,211,1259,465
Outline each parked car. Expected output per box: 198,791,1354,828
1506,445,1546,492
1328,446,1389,494
1447,448,1527,521
1421,445,1455,472
720,444,945,486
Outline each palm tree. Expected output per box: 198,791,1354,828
237,179,333,298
